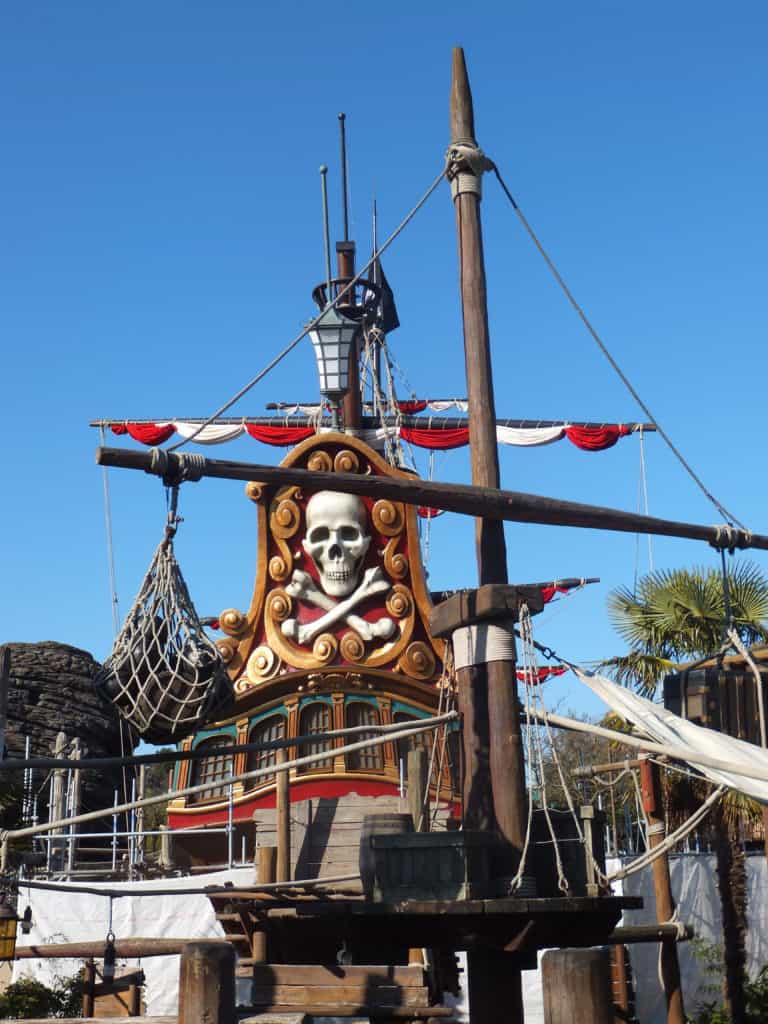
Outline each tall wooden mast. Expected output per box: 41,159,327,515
449,49,527,851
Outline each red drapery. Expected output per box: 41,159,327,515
245,425,316,446
516,666,568,685
400,426,470,449
110,422,176,445
565,424,631,451
397,400,428,414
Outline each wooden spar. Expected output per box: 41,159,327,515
94,445,768,550
449,47,527,866
15,938,230,959
450,47,525,1024
92,415,658,430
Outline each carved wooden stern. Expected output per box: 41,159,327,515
167,434,457,871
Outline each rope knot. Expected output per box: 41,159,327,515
445,142,495,200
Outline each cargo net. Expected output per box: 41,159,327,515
96,532,231,744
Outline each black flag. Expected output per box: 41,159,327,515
376,262,400,334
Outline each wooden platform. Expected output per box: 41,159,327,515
211,890,640,962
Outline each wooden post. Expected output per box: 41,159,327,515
159,824,175,870
136,764,146,870
276,750,290,883
50,731,67,871
610,945,631,1018
542,949,615,1024
82,960,96,1018
407,748,429,832
127,979,142,1017
639,756,685,1024
66,739,82,875
178,941,235,1024
252,846,276,963
449,46,527,854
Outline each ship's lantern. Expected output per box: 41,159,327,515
0,895,18,962
308,304,360,426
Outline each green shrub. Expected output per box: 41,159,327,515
0,975,82,1019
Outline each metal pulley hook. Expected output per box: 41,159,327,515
164,484,183,541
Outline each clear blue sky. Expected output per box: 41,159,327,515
3,1,767,720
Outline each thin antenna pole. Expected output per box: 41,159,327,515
339,112,349,241
99,426,120,635
319,165,332,301
372,199,381,392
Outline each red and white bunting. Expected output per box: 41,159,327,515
108,420,633,452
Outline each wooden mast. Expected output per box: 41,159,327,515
449,48,527,851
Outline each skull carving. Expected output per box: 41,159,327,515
302,491,371,597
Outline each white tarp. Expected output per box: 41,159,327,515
616,853,768,1023
13,868,253,1014
574,667,768,803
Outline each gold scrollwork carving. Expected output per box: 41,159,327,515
271,497,301,539
333,449,360,474
219,608,246,636
245,481,267,504
372,499,404,537
267,590,292,622
400,641,437,680
269,555,290,582
216,638,238,664
313,633,338,664
383,538,409,580
340,631,366,663
386,584,412,620
307,451,333,472
246,645,279,683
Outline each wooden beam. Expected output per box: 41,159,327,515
95,446,766,551
16,938,229,959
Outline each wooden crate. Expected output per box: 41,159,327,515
370,831,497,901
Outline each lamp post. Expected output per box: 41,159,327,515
308,304,360,428
0,895,18,962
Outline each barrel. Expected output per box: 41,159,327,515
359,813,414,899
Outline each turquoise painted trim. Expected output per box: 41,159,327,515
390,700,430,719
192,724,238,747
344,694,379,709
247,706,288,729
298,695,334,710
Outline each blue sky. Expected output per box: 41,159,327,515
2,2,767,720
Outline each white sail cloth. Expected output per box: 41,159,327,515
573,667,768,804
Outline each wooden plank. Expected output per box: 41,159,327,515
243,1009,453,1020
430,584,546,637
248,965,425,987
250,986,428,1007
16,939,225,959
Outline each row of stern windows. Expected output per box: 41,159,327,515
184,699,460,804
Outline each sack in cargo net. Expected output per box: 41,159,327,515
96,534,231,743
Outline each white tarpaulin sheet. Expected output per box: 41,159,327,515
574,667,768,803
13,868,253,1014
617,853,768,1023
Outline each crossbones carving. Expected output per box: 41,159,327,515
281,568,396,647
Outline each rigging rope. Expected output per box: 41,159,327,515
168,168,447,452
491,165,746,530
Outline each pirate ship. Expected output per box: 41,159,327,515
85,47,768,1024
91,72,649,873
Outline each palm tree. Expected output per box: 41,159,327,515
604,562,768,1024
